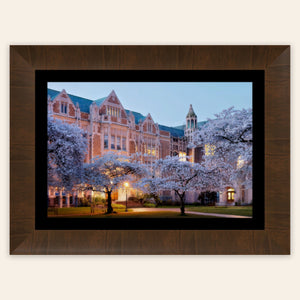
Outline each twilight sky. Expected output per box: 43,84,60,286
48,82,252,127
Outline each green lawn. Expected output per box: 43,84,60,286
48,205,127,216
48,205,252,218
48,210,217,218
158,205,252,216
186,206,252,216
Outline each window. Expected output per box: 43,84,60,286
205,144,215,156
122,137,126,151
107,106,121,117
148,123,152,132
111,135,115,149
227,188,235,201
237,155,245,168
104,135,108,149
146,144,156,156
179,151,187,161
61,103,67,114
117,137,121,150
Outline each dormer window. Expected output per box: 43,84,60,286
61,103,67,114
148,123,152,132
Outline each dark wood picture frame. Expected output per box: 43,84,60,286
10,46,290,254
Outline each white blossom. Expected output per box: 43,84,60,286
138,156,218,214
82,152,146,213
192,107,252,189
48,116,88,192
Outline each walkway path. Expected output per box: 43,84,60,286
131,207,251,218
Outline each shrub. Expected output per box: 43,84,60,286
79,197,90,207
93,196,106,206
128,196,139,203
141,194,162,207
160,196,172,203
163,199,173,206
235,199,242,206
143,202,156,208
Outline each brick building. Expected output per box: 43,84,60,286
48,88,187,163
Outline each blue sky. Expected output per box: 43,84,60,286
48,82,252,127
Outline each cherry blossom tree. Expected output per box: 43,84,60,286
191,107,253,189
139,156,218,215
137,172,165,206
48,116,88,192
82,153,146,214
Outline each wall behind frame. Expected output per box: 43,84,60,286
1,1,298,300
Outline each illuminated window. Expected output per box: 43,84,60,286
237,155,245,168
227,188,235,201
179,152,187,161
205,144,215,156
147,144,151,155
146,144,156,156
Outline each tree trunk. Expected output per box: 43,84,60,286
175,190,186,216
180,196,185,215
106,190,113,214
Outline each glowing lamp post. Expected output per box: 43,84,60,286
124,182,129,212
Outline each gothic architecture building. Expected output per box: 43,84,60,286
48,88,187,164
47,88,252,207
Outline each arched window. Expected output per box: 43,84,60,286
187,119,190,128
191,119,194,128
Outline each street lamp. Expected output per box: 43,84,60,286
124,182,129,212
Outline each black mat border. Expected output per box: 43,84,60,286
35,70,264,230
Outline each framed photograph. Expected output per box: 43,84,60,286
10,46,290,254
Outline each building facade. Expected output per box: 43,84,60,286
48,88,252,207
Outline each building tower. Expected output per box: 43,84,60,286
185,104,197,142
